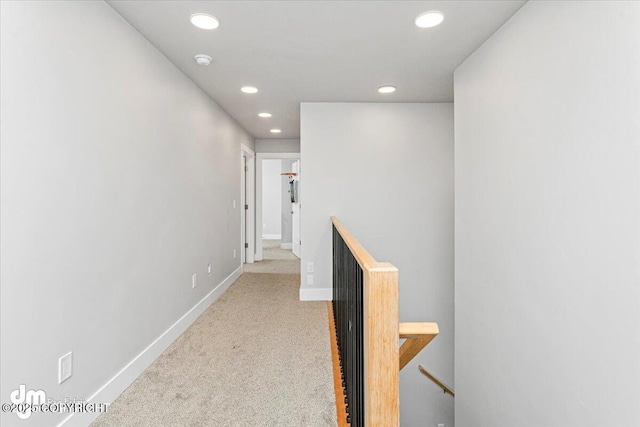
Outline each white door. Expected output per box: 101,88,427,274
291,160,301,258
242,155,247,263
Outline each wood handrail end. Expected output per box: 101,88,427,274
399,321,439,339
398,322,439,370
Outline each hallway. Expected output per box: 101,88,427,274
3,2,639,426
244,239,299,274
92,242,335,426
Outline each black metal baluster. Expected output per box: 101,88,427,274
332,225,365,427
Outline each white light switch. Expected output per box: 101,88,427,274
233,200,236,209
307,262,314,273
192,273,197,288
207,264,212,277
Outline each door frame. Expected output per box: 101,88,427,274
290,159,301,259
241,144,256,264
255,152,300,261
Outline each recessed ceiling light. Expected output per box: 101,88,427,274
378,85,396,94
415,11,444,28
270,129,282,134
258,112,272,118
194,54,212,66
190,13,220,30
241,86,258,94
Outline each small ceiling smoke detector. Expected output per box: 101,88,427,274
270,129,282,134
194,54,212,66
258,112,272,118
415,11,445,28
378,85,396,94
190,13,220,30
241,86,258,94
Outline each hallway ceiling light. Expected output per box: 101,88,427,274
378,85,396,94
415,11,445,28
241,86,258,94
270,129,282,133
194,54,212,66
258,112,272,118
190,13,220,30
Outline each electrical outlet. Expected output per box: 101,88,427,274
58,352,73,384
233,249,237,259
307,262,314,273
192,273,197,288
207,264,212,277
307,274,314,286
438,424,445,427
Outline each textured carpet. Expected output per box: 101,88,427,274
262,239,298,260
91,268,336,426
244,240,300,274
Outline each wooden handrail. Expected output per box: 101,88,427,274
331,216,377,268
332,216,399,426
331,216,439,426
418,365,455,397
399,322,439,370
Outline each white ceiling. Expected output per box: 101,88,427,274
108,1,526,139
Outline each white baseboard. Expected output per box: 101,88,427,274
58,266,242,427
262,234,281,240
280,243,292,249
299,287,332,301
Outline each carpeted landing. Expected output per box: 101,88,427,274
92,266,336,426
243,239,300,274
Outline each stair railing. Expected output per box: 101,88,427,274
330,216,439,427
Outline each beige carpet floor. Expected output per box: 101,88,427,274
244,240,300,274
92,247,336,427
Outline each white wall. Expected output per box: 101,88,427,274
454,2,640,426
281,160,296,245
0,2,253,426
261,159,282,238
300,102,454,426
255,139,300,153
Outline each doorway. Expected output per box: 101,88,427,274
255,153,301,261
240,145,255,264
290,160,301,259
